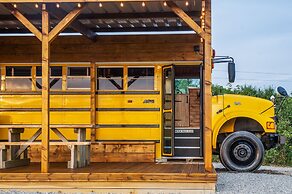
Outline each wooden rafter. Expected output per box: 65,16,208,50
2,4,42,41
167,1,206,39
48,4,85,43
47,4,97,42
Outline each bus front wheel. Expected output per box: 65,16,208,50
220,131,264,172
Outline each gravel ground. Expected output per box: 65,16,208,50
214,163,292,194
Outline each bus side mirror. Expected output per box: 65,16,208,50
228,62,236,83
277,86,288,97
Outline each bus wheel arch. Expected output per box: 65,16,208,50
216,117,265,148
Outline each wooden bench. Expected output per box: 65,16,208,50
0,128,90,169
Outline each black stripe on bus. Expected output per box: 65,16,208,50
96,124,159,128
96,108,160,111
96,91,160,95
0,91,159,95
0,91,91,95
0,108,90,112
0,108,159,112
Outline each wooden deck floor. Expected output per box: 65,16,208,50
0,162,217,193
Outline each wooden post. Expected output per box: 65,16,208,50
90,62,96,142
62,66,67,91
41,3,50,173
31,66,37,91
0,66,6,91
203,0,213,172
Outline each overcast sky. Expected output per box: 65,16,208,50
212,0,292,94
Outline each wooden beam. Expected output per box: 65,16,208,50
0,26,193,34
48,4,85,43
0,0,171,3
167,1,206,39
203,0,213,172
2,4,42,41
47,4,97,42
41,3,50,173
0,11,201,22
90,62,96,142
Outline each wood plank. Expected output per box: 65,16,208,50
203,0,213,172
0,11,200,23
175,94,190,127
2,4,42,41
41,4,50,173
0,35,202,63
0,0,173,3
189,88,200,128
29,145,71,162
167,1,206,39
48,4,85,43
28,143,154,163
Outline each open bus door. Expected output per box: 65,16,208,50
162,65,175,156
162,64,203,159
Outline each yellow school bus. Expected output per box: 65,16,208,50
0,62,204,161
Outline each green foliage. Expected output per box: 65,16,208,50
175,79,199,94
212,85,292,166
265,97,292,166
212,84,276,100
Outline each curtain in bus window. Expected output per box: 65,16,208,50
97,68,123,90
6,66,32,91
127,67,154,90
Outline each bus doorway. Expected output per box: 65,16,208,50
162,65,203,159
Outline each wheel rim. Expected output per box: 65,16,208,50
229,139,256,167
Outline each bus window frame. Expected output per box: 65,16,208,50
96,66,124,91
127,66,155,91
5,65,33,91
67,66,91,90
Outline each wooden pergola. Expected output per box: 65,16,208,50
0,0,212,174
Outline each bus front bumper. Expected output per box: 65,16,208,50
261,133,286,150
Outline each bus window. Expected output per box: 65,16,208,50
67,67,90,90
6,66,32,91
97,67,123,90
36,66,62,90
127,67,154,90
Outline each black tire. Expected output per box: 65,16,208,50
219,131,264,172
